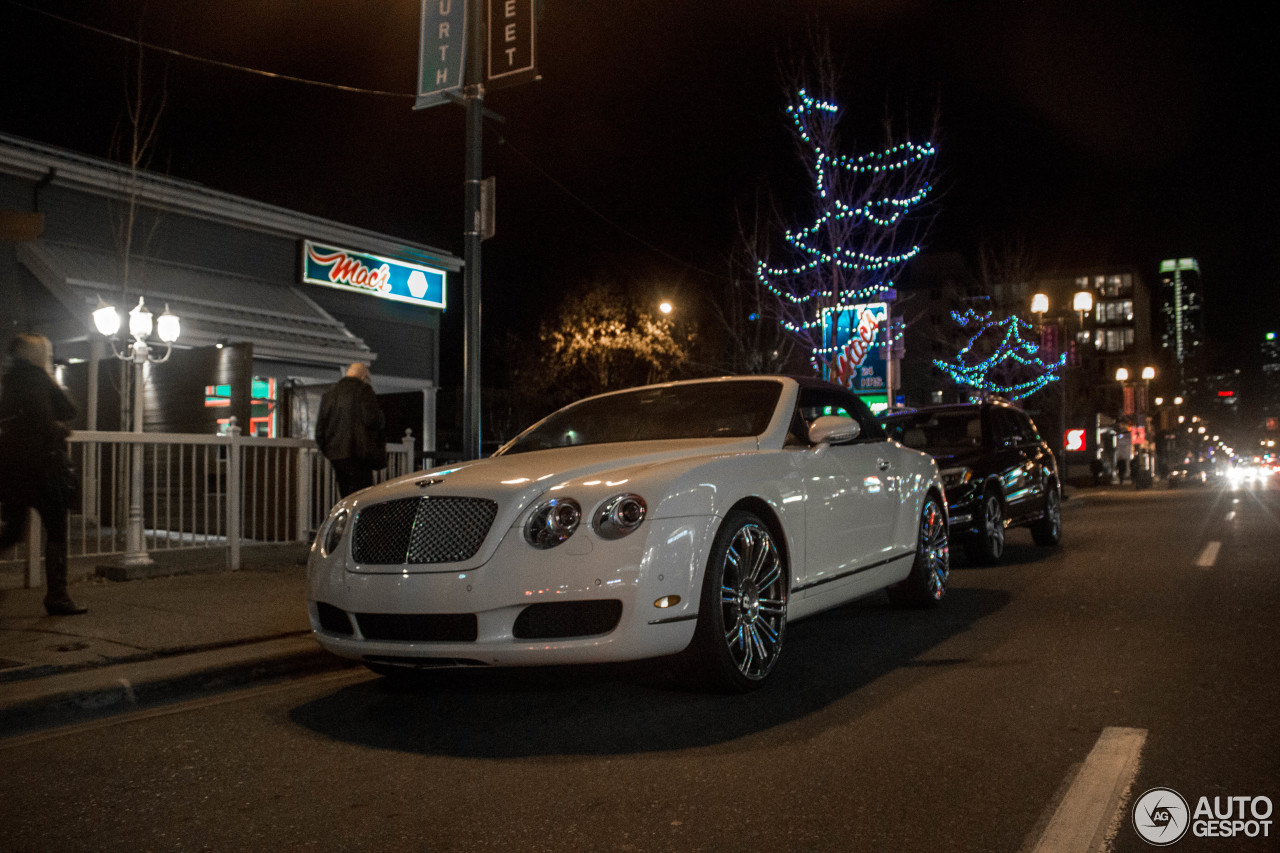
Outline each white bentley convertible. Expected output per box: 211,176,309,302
308,375,949,691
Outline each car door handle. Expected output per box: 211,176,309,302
877,459,891,471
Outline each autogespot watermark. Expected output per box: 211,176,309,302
1132,787,1273,845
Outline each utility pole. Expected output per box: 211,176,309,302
461,0,485,460
417,0,535,459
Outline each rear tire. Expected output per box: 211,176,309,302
889,493,950,607
687,510,788,692
1030,482,1062,546
963,487,1005,565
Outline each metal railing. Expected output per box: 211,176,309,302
1,424,416,586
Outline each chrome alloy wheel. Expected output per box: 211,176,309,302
919,496,950,600
980,492,1005,558
719,522,788,681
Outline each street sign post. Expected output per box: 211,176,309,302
416,0,538,459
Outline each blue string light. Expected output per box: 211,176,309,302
933,309,1065,399
757,88,936,374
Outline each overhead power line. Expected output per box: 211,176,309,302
9,0,731,281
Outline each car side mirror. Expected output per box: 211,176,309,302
808,415,861,446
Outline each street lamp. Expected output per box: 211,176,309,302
94,296,181,569
1073,290,1094,339
658,300,674,315
1030,292,1049,326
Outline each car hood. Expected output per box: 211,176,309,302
920,447,985,470
342,436,760,572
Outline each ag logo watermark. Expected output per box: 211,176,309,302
1133,788,1189,845
1132,787,1274,845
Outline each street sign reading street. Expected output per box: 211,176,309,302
486,0,537,89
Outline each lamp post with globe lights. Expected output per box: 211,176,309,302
93,296,180,569
1073,290,1094,339
1028,290,1093,486
1115,365,1157,486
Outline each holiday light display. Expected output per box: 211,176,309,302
933,309,1066,400
755,88,937,380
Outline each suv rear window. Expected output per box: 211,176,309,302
882,409,983,451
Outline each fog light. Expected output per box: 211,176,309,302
654,595,681,609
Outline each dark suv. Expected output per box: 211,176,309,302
880,398,1062,564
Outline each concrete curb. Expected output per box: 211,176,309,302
0,634,354,738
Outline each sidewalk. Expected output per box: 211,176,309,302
0,543,350,737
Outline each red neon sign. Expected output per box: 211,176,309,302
1065,429,1087,452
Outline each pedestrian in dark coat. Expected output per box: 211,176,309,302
315,362,386,498
0,334,85,615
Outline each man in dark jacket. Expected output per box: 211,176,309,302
315,362,386,498
0,334,85,615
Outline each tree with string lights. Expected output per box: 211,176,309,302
753,81,938,381
933,309,1065,400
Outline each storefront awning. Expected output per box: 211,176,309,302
18,240,375,369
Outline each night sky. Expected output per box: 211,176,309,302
2,1,1276,388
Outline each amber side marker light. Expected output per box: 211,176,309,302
654,595,681,609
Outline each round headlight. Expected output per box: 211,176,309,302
525,498,582,549
320,507,350,557
594,493,647,539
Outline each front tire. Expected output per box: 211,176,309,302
963,487,1005,565
688,510,788,692
889,493,950,607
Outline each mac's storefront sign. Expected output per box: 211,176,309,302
302,241,447,309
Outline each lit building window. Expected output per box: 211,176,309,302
1093,328,1134,352
1095,300,1134,324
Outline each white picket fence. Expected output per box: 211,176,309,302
0,424,416,587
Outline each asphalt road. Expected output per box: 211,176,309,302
2,481,1278,852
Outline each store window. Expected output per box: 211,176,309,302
205,377,278,436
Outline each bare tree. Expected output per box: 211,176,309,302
102,10,170,432
694,200,799,376
109,10,169,299
976,232,1039,310
751,36,940,380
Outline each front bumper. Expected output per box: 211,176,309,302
306,515,720,668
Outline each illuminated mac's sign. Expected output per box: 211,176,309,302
823,301,889,395
303,241,446,309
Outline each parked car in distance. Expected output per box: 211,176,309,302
1167,460,1216,488
880,398,1062,565
308,375,950,692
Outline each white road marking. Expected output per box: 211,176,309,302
1225,511,1235,522
1030,727,1147,853
1196,541,1221,568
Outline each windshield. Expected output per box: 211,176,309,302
882,410,984,452
499,380,783,455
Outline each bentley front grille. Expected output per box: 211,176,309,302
352,497,498,564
